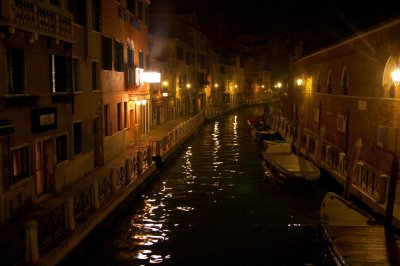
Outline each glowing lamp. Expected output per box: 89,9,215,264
297,79,303,86
391,70,400,85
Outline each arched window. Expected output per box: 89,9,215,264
342,67,348,95
317,71,321,93
327,69,333,94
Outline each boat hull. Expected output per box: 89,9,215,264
318,192,400,266
262,152,320,183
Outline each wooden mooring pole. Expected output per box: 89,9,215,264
343,138,362,200
385,154,399,228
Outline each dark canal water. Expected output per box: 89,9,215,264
64,106,340,266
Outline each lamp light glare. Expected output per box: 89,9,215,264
297,79,303,86
391,70,400,84
142,72,161,83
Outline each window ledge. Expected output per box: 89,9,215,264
2,94,39,107
51,92,75,103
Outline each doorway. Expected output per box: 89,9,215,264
35,139,54,197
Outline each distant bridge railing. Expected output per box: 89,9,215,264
150,113,203,158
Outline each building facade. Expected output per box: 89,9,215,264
0,0,151,226
284,18,400,216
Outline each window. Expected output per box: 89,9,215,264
73,122,82,155
198,72,207,86
72,58,80,91
337,115,346,133
92,0,102,31
124,102,128,128
177,46,184,60
198,54,206,69
117,102,122,131
7,48,25,94
127,0,136,14
11,146,30,180
178,74,186,88
51,54,72,93
138,0,143,20
102,36,113,70
68,0,86,26
50,0,60,6
91,61,99,90
185,51,192,65
342,68,348,95
327,70,333,94
127,46,135,84
104,104,110,136
146,53,150,69
115,40,124,72
377,126,384,148
138,50,144,68
56,134,68,163
317,73,321,93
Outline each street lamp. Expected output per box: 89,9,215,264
391,69,400,84
297,78,303,87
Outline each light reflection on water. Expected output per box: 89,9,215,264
73,106,333,265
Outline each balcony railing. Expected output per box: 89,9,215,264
0,0,74,42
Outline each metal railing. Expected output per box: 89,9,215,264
295,120,388,205
0,114,203,263
98,174,113,204
0,225,26,265
36,202,67,250
73,186,92,222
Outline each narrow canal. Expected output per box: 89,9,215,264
64,106,339,265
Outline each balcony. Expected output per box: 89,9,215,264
0,0,74,43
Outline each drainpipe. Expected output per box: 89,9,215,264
386,154,399,228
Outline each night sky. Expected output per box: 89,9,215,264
150,0,400,53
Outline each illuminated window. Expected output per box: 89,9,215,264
51,54,72,93
11,146,30,180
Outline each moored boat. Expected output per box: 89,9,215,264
320,192,400,265
261,138,320,184
262,152,321,183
